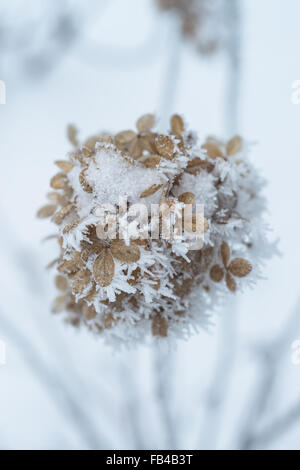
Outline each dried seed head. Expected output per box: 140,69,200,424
38,113,271,345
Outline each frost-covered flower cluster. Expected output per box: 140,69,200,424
157,0,227,55
38,114,273,345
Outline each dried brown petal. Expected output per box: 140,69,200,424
226,272,237,292
83,304,97,320
111,240,140,263
136,114,155,133
221,241,230,268
55,160,74,173
170,114,184,135
228,258,252,277
143,155,161,168
58,253,83,274
67,124,79,147
139,133,157,153
79,169,93,193
140,184,163,198
52,295,67,313
37,204,57,219
63,218,81,234
156,135,174,160
55,275,69,292
128,137,143,159
72,269,91,295
152,314,168,338
178,192,195,205
114,130,136,148
210,265,224,283
226,136,242,156
52,204,74,225
93,249,115,287
201,142,224,159
186,157,214,175
199,247,214,273
50,173,67,190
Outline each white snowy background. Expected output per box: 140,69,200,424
0,0,300,450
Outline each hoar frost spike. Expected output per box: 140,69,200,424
38,113,273,345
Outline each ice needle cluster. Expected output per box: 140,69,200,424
38,114,273,345
157,0,227,55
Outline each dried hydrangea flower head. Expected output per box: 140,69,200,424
157,0,227,55
38,114,273,345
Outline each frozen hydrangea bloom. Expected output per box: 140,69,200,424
157,0,227,55
38,114,274,346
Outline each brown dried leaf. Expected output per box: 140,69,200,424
140,184,163,198
55,160,74,173
156,135,174,160
228,258,252,277
136,114,155,133
79,169,93,193
67,124,79,147
111,240,140,263
201,142,224,159
221,241,230,268
114,130,136,148
93,249,115,287
226,136,242,156
152,314,168,338
178,192,195,205
50,173,67,190
170,114,184,135
226,272,237,292
210,265,225,283
37,204,57,219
